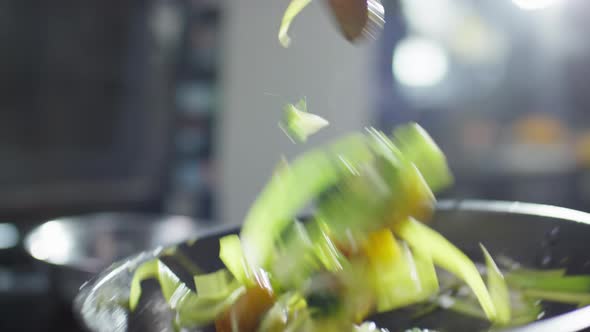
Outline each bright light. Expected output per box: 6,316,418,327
392,37,449,87
512,0,562,10
401,0,455,37
0,223,18,249
28,221,74,264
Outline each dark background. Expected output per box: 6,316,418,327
0,0,218,330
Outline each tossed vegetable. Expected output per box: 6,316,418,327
279,98,329,143
278,0,312,47
239,133,375,278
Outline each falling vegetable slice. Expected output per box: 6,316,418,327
391,123,453,192
240,133,374,279
316,127,442,246
271,221,321,289
279,0,312,47
308,220,347,273
279,99,329,143
395,218,497,321
481,244,511,325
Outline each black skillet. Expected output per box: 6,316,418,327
74,200,590,332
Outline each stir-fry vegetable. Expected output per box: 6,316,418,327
127,123,590,332
481,244,511,325
129,259,245,328
219,234,252,286
240,133,374,277
279,99,329,143
278,0,312,47
395,217,496,321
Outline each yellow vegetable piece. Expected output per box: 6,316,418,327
363,229,401,263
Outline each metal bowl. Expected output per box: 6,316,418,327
74,201,590,332
24,212,202,302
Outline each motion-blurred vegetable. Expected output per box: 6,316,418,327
128,123,590,331
279,99,329,143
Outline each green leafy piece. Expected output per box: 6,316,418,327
365,127,438,222
372,240,439,312
129,259,194,311
316,128,439,245
194,269,233,300
413,244,440,299
129,259,159,311
522,289,590,305
272,219,348,291
395,218,497,321
506,273,590,293
272,221,321,289
481,244,511,325
392,123,453,192
279,0,312,47
219,234,252,286
315,162,396,243
308,220,347,273
129,259,244,328
240,133,375,276
280,99,329,143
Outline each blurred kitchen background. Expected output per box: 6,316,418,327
1,0,590,330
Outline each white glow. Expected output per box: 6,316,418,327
152,216,198,245
392,37,449,87
512,0,562,10
28,221,74,264
0,223,18,249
